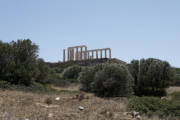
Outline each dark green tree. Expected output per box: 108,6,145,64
9,39,39,85
129,58,175,96
35,58,50,84
0,39,40,86
128,60,139,93
92,64,134,97
62,65,81,79
78,67,95,91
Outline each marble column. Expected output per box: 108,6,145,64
63,49,66,62
80,47,83,60
109,49,111,59
96,50,98,59
100,49,102,59
92,51,94,59
72,48,74,61
76,47,78,60
105,49,107,58
68,48,70,61
85,47,87,60
88,51,90,60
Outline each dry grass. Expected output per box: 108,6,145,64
1,85,179,120
0,89,134,120
51,83,81,91
166,86,180,95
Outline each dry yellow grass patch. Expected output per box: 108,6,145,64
166,86,180,95
0,90,134,120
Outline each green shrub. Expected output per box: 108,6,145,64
0,80,9,89
35,58,50,84
128,96,180,117
92,64,134,97
173,68,180,86
62,65,81,80
53,67,64,73
171,92,180,104
78,67,96,91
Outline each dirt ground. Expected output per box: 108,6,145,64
0,86,179,120
0,89,134,120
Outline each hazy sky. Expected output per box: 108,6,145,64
0,0,180,67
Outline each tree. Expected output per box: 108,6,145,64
78,67,95,91
62,65,81,79
10,39,39,85
0,41,14,81
0,39,40,86
92,64,134,97
129,58,175,96
35,58,50,84
128,60,139,93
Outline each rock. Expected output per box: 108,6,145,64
75,93,85,101
106,111,113,117
48,113,53,118
136,115,141,120
45,97,52,105
55,97,60,101
132,111,139,118
79,106,84,110
78,93,84,101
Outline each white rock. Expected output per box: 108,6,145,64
79,106,84,110
55,97,60,101
48,113,53,118
136,115,141,120
25,119,29,120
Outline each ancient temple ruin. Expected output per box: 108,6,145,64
63,45,111,62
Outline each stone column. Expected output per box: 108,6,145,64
76,47,78,61
105,49,107,58
100,49,102,59
109,49,111,59
72,48,74,61
87,51,90,60
68,48,70,61
96,50,98,59
84,47,87,60
92,51,94,59
69,48,71,61
70,48,72,61
63,49,66,62
80,47,83,60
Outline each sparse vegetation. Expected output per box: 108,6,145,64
128,96,180,117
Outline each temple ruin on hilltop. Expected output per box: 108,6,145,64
62,45,111,62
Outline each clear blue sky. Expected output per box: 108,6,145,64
0,0,180,67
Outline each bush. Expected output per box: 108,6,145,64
0,80,9,89
35,58,50,84
62,65,81,80
128,58,175,96
78,67,96,91
92,64,134,97
173,68,180,86
128,96,180,117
